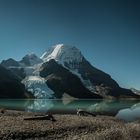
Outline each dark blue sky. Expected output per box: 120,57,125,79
0,0,140,89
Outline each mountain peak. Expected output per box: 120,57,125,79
1,58,20,67
20,53,43,66
24,53,37,58
41,44,83,64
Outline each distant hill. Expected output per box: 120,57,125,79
131,88,140,95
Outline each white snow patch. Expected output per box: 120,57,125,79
70,69,96,92
41,44,83,64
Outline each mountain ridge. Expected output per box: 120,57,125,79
0,44,139,99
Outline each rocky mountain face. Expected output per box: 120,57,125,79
1,54,42,79
131,88,140,95
1,44,139,99
0,65,31,98
1,58,20,67
20,54,43,66
40,59,102,99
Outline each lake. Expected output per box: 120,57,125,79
0,99,140,122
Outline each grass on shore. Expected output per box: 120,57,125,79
0,110,140,140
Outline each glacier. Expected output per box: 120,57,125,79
22,76,55,99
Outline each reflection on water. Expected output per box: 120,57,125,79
27,99,54,113
0,99,140,122
116,103,140,122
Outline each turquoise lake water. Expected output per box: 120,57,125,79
0,99,140,122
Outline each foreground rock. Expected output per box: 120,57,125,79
0,110,140,140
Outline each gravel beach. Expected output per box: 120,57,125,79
0,110,140,140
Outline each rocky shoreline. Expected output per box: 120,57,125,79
0,110,140,140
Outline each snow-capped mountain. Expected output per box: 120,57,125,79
1,44,140,99
41,44,119,94
39,44,139,98
41,44,96,92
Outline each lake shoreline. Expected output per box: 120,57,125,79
0,110,140,140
